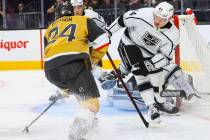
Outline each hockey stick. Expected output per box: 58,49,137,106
106,52,149,128
22,100,57,133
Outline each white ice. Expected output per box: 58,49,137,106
0,70,210,140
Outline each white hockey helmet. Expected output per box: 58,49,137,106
154,2,174,20
71,0,83,6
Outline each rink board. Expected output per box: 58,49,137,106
0,26,210,70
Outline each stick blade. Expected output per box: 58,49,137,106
22,126,29,133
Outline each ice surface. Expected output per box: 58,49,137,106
0,71,210,140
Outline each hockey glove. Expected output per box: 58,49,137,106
144,60,157,72
151,53,170,69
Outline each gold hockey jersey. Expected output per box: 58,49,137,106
44,16,109,70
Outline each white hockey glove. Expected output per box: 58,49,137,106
151,53,170,69
144,53,169,72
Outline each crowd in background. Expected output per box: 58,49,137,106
1,0,210,30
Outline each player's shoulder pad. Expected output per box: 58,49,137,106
124,8,154,18
84,9,99,19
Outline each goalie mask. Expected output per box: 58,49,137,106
154,2,174,21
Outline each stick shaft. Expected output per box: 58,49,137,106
106,52,149,128
25,101,56,130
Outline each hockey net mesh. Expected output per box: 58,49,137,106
177,14,210,94
175,14,210,111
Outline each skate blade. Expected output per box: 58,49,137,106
149,121,167,128
160,111,181,116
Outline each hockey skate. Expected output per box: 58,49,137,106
68,118,92,140
149,103,161,122
68,117,98,140
155,98,179,115
68,108,98,140
148,103,167,127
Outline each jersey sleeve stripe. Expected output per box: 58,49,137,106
95,43,109,51
125,17,154,27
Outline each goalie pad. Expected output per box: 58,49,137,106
160,90,187,99
166,67,198,100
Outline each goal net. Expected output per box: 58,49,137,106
174,10,210,111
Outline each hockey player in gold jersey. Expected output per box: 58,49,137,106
44,1,110,139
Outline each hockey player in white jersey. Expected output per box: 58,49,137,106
107,1,180,123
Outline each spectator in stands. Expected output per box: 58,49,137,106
89,0,100,10
119,0,129,11
183,0,194,9
194,0,209,22
97,0,114,25
117,0,128,11
17,3,26,29
98,0,113,9
6,5,16,29
17,3,25,13
47,0,65,20
0,3,4,29
83,0,93,9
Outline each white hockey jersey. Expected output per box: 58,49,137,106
108,8,180,59
84,9,106,29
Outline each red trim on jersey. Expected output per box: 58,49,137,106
95,43,109,51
